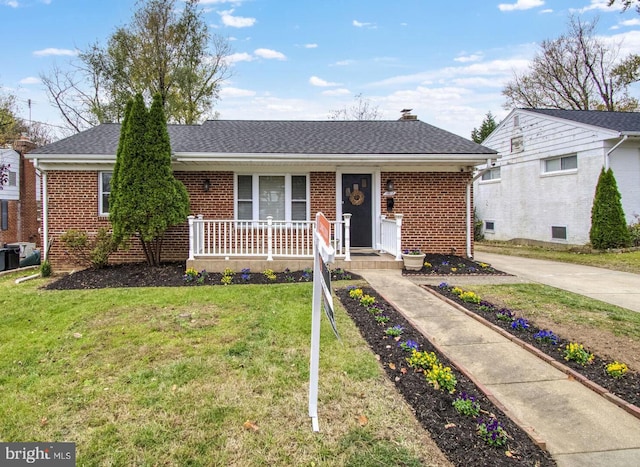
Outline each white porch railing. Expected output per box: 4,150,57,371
379,214,403,260
188,213,403,261
188,215,352,261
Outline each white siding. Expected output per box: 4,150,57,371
0,149,20,201
475,110,638,245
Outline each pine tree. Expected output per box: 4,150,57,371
590,168,631,249
109,93,190,265
471,112,497,144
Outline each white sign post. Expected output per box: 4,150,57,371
309,212,335,432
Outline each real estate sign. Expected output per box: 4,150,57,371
309,212,336,432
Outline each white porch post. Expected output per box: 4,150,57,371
267,216,274,261
395,214,403,261
188,216,195,260
379,215,386,252
343,213,352,261
196,214,204,256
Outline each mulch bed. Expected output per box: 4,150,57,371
427,284,640,410
402,254,510,276
336,286,556,467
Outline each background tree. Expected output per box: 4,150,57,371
1,89,54,147
41,0,231,133
608,0,640,12
328,93,382,120
590,167,631,249
503,16,640,111
110,93,189,266
471,111,497,143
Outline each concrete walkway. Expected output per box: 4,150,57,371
353,268,640,467
474,251,640,313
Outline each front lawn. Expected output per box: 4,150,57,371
0,275,450,466
476,242,640,274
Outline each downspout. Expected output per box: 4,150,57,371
32,158,48,262
466,159,495,259
605,135,628,170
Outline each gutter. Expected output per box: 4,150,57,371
466,159,495,259
605,135,628,170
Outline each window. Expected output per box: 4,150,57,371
544,155,577,173
481,167,501,181
551,226,567,240
99,172,112,215
485,221,495,232
236,174,308,221
1,200,8,230
7,171,17,187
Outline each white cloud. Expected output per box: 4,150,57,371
353,19,376,28
454,53,483,63
33,47,78,57
540,9,553,14
225,52,254,64
254,48,286,60
220,86,256,98
2,1,19,7
219,9,256,28
618,18,640,27
332,59,355,66
304,43,318,49
322,88,351,96
498,0,544,12
573,0,620,13
309,76,341,87
19,76,40,85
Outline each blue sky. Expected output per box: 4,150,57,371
2,0,640,140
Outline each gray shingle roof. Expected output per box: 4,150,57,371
30,120,495,155
525,109,640,133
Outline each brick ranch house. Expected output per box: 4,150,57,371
27,115,496,272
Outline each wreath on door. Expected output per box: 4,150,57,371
349,188,365,206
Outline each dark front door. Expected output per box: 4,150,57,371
342,174,372,247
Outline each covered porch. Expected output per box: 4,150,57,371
186,214,405,272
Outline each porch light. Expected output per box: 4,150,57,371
386,179,394,192
384,179,396,213
203,178,211,192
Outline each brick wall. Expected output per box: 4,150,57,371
0,141,40,248
310,172,336,219
381,171,472,256
45,169,473,269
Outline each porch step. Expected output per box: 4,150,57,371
187,254,403,273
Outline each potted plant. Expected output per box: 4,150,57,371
402,249,426,271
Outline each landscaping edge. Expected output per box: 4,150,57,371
420,285,640,422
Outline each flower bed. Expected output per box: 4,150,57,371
428,283,640,410
402,254,508,276
336,286,556,467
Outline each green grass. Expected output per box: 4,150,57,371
466,283,640,342
476,241,640,274
0,273,448,466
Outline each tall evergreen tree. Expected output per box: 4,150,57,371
110,93,189,265
471,112,497,144
590,168,630,249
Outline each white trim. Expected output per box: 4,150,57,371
336,169,378,249
234,173,310,221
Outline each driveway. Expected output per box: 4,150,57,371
474,251,640,313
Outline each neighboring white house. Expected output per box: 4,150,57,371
475,109,640,246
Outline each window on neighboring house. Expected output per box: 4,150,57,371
99,172,112,215
1,200,8,230
481,167,501,181
485,221,495,232
551,226,567,240
236,174,308,221
8,171,17,187
544,155,577,173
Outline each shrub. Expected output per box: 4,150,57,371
590,168,631,249
60,228,117,269
40,260,52,278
